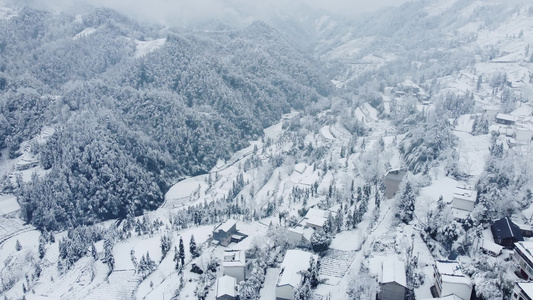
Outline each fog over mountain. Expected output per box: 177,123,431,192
1,0,533,299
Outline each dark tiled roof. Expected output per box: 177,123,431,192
491,217,524,241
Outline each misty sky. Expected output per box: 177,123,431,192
3,0,411,26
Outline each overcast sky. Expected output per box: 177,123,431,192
4,0,411,26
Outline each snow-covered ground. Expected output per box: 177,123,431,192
134,38,166,58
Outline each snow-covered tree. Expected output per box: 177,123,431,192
397,182,415,224
189,234,199,258
160,234,171,260
179,236,185,265
310,229,331,253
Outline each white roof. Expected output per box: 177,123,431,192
481,239,503,255
302,227,314,242
517,282,533,297
216,219,237,233
452,188,476,203
277,250,314,288
381,258,406,288
288,227,304,235
305,208,329,219
217,275,237,297
306,216,327,227
435,260,471,286
496,113,517,122
419,295,463,300
515,241,533,262
222,250,246,267
482,105,500,111
436,260,465,276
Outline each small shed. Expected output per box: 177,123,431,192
491,217,524,248
216,275,237,300
378,258,407,300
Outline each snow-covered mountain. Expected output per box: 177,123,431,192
1,0,533,299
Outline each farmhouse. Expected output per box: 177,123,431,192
216,275,237,300
451,187,476,212
222,250,247,283
433,260,472,300
213,219,237,247
496,113,517,125
384,169,407,199
479,239,503,257
491,217,524,248
378,257,407,300
514,242,533,280
482,105,500,121
515,128,533,143
276,249,315,300
512,281,533,300
303,208,329,230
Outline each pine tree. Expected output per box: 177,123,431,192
398,182,415,224
294,278,311,300
308,257,320,288
91,243,98,260
104,238,114,273
38,235,46,259
179,236,185,266
189,235,199,258
160,234,171,260
15,239,22,251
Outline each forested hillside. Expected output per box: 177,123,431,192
0,7,333,230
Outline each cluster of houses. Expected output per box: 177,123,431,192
483,105,533,147
210,195,533,300
211,218,320,300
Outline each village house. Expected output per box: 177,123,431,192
216,275,237,300
491,217,524,248
512,281,533,300
378,257,407,300
496,113,517,125
213,219,237,247
482,105,500,121
514,241,533,280
276,249,315,300
478,238,503,257
222,250,247,283
384,169,407,199
432,260,472,300
303,208,329,230
451,187,476,219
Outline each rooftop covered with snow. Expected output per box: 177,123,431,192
277,249,314,288
215,219,237,233
435,260,471,286
380,257,406,288
222,250,246,267
517,282,533,297
216,275,237,298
